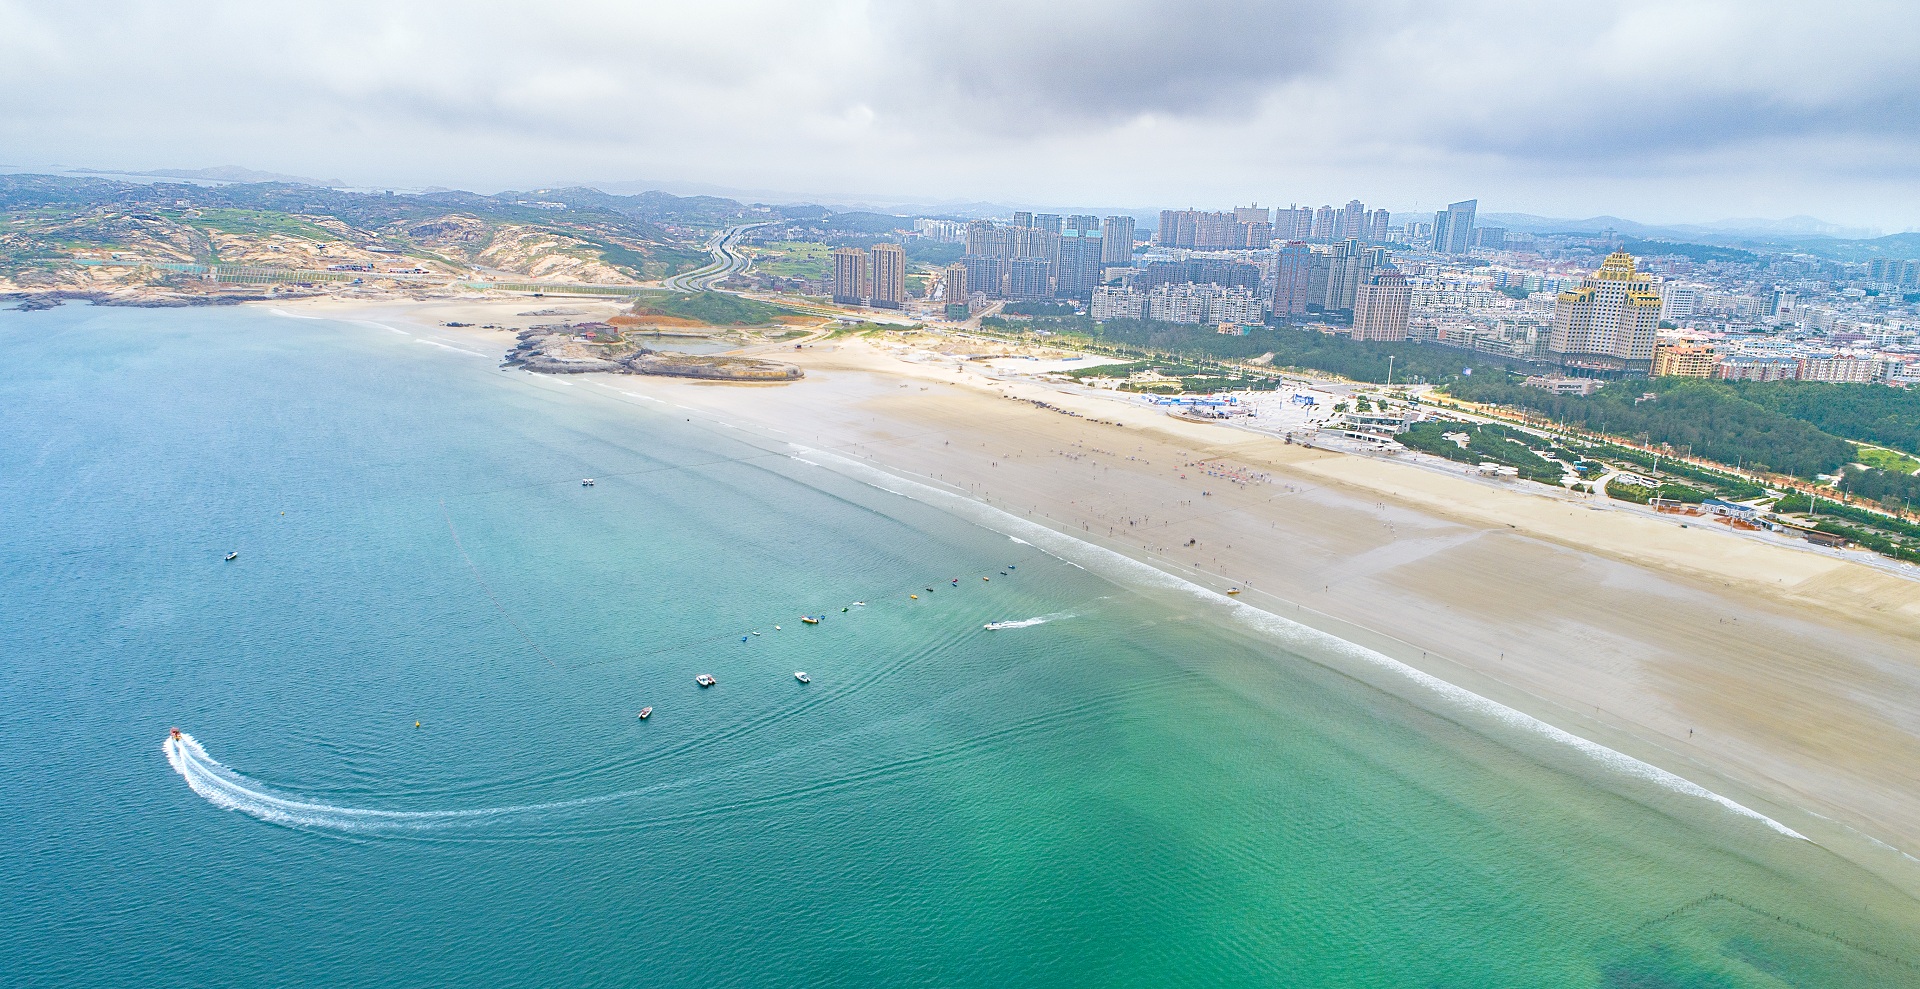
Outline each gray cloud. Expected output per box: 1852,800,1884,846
0,0,1916,226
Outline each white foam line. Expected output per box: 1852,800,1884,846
415,339,489,358
268,307,323,320
796,445,1807,842
357,320,410,336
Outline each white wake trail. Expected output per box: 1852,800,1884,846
163,733,571,833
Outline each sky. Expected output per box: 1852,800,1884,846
3,0,1918,229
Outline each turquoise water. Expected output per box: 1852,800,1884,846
4,303,1919,987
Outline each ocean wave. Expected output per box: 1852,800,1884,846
795,445,1808,842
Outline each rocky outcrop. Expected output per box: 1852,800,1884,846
501,325,801,381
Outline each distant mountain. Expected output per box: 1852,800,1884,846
1478,211,1882,242
73,165,351,188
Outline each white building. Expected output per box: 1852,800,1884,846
1091,285,1145,321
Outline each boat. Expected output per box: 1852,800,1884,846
852,601,866,607
801,615,820,625
695,674,716,687
926,587,935,593
170,727,181,741
984,621,1021,631
637,707,652,719
794,672,810,683
774,624,782,630
581,478,595,486
910,594,918,600
751,631,761,636
1227,588,1243,595
224,551,238,561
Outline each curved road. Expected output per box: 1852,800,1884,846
662,221,771,292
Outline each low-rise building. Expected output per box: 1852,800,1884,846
1652,342,1720,377
1522,374,1604,396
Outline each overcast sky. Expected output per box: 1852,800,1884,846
3,0,1917,228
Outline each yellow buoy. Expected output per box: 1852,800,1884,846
415,721,421,728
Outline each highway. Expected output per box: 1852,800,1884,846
661,221,771,292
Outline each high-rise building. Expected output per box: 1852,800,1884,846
1363,210,1390,243
1101,215,1136,264
1274,207,1314,241
1336,200,1365,241
1006,257,1052,299
1474,227,1507,251
1065,214,1100,235
1012,211,1034,228
1431,199,1477,254
1549,252,1662,373
962,255,1005,298
1349,269,1411,342
1310,206,1336,241
1055,228,1104,297
830,247,867,305
1234,205,1271,227
1032,213,1063,235
1269,243,1313,318
868,243,905,309
943,262,971,306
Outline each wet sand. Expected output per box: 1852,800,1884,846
289,301,1920,893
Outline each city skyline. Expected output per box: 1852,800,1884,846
4,1,1919,228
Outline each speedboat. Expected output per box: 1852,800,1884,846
582,478,595,486
637,707,652,719
852,601,866,607
224,551,238,561
170,727,181,741
801,615,820,625
1227,588,1243,595
984,621,1017,631
695,674,716,687
794,672,810,683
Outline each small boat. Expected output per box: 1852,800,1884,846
741,636,749,642
801,615,820,625
169,727,181,741
751,631,762,636
1227,588,1242,596
637,707,652,719
982,576,990,581
582,478,595,486
794,672,810,683
984,621,1020,631
950,579,958,586
774,624,782,630
852,601,866,607
841,607,849,613
926,587,935,593
1008,565,1016,570
224,551,238,561
695,674,716,687
910,594,918,600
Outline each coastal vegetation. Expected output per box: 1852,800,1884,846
628,290,793,326
1397,421,1567,484
1446,376,1858,480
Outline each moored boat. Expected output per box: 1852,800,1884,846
637,706,652,719
695,674,716,687
794,672,810,683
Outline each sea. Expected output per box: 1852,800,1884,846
4,302,1918,987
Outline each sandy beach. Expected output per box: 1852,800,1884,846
288,297,1920,893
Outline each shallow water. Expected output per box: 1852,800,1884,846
3,304,1917,987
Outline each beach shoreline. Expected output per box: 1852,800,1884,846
271,296,1920,898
